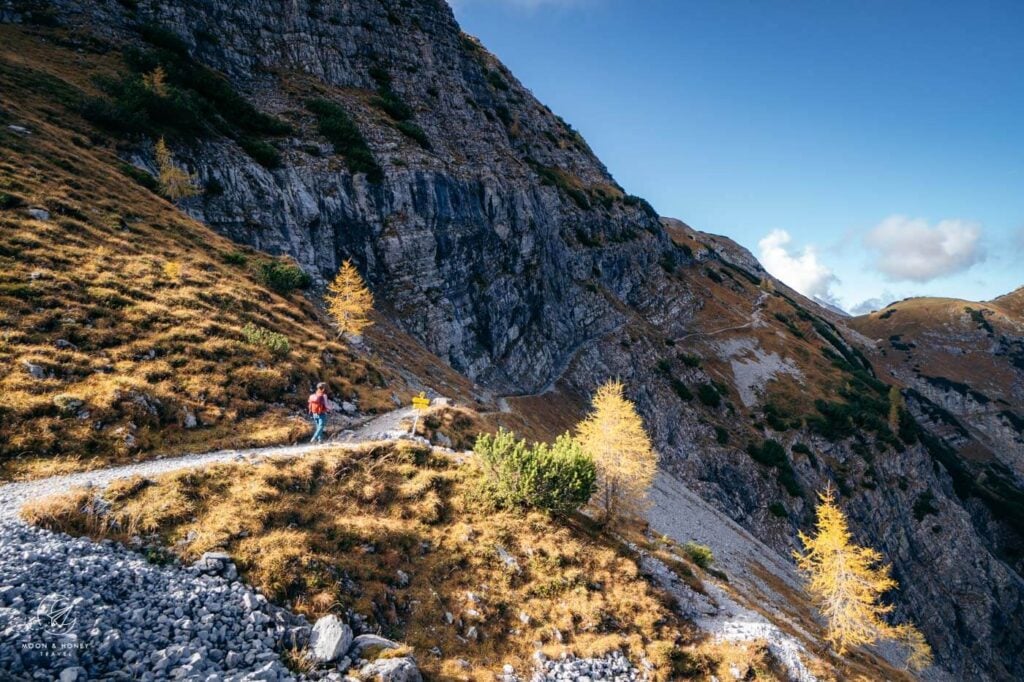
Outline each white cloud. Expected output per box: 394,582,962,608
758,229,840,304
863,215,984,282
849,291,897,316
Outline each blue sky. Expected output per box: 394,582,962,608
449,0,1023,313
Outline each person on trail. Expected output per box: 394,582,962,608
308,382,329,444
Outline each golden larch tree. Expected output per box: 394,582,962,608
155,137,199,201
795,487,933,670
888,385,903,431
326,259,374,337
576,379,657,524
142,66,169,97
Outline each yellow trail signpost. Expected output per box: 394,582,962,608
410,392,430,435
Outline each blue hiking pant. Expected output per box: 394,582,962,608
311,414,327,443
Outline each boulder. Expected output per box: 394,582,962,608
358,657,422,682
23,361,45,379
308,615,353,664
27,207,49,221
59,667,86,682
193,551,237,579
349,633,400,656
341,401,357,415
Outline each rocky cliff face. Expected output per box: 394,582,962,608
3,0,1022,678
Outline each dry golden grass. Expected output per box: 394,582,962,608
0,25,463,480
25,442,700,679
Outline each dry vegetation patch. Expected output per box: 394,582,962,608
24,443,699,679
0,26,416,479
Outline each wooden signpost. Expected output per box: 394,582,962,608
410,392,430,435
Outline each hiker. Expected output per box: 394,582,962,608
308,382,329,443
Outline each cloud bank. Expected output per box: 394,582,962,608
849,291,897,316
863,215,984,282
758,229,839,304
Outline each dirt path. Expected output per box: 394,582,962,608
0,406,416,520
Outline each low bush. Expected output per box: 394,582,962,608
768,502,788,518
306,99,382,182
239,137,281,169
747,439,802,497
696,383,721,408
682,542,714,569
714,426,729,445
671,379,693,402
475,429,596,515
241,323,290,357
394,121,431,150
222,250,248,266
678,353,702,368
913,490,939,521
256,260,310,294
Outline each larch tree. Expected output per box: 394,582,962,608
142,66,169,97
325,259,374,337
887,385,903,431
154,137,199,201
795,487,933,670
576,379,657,525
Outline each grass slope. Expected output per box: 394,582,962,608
0,25,419,479
25,442,701,680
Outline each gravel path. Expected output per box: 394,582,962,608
0,408,414,681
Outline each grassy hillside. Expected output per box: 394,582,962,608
0,25,435,479
850,295,1023,406
25,441,703,680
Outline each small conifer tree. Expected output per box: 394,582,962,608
155,137,199,201
888,385,903,431
576,379,657,524
325,259,374,337
142,66,169,97
796,487,933,670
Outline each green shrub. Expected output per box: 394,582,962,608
715,426,729,445
119,163,159,191
791,442,812,455
241,323,290,357
256,260,311,294
372,88,413,121
671,379,693,402
679,353,702,368
696,383,721,408
913,490,939,521
475,429,596,515
0,193,25,209
682,542,714,569
747,439,802,497
306,98,382,182
222,251,248,266
394,121,431,150
84,42,289,144
239,137,281,168
768,502,788,518
486,69,510,91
